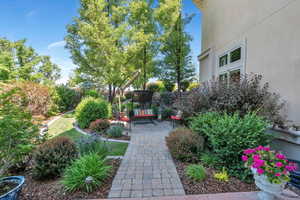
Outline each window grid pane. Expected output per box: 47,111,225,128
230,48,241,63
219,55,228,67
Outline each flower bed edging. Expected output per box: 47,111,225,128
74,124,130,144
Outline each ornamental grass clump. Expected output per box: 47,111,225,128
62,153,111,193
185,164,206,181
242,146,297,184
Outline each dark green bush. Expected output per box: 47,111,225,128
166,128,204,162
190,112,270,180
185,164,206,181
161,107,174,120
89,119,110,133
106,126,123,138
200,152,220,168
62,153,111,193
181,80,190,92
75,97,111,129
76,136,108,157
54,85,81,112
178,74,286,126
163,81,175,92
33,137,78,179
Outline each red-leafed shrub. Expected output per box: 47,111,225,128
89,119,110,133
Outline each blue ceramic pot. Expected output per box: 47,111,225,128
0,176,25,200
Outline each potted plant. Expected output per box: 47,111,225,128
242,146,297,200
0,176,25,200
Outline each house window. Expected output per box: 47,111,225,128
218,46,243,84
219,55,228,67
219,69,241,85
230,48,241,63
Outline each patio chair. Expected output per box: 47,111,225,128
130,90,156,124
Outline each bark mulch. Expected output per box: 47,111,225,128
174,160,258,195
19,159,121,200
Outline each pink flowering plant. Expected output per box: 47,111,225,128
242,145,297,184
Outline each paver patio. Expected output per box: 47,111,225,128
108,122,185,198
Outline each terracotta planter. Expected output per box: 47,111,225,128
251,168,286,200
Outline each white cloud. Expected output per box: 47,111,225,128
26,10,36,17
47,41,66,49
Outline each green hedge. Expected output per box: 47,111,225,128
190,112,270,180
75,97,111,129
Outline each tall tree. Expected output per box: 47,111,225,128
155,0,195,93
0,38,61,84
128,0,158,89
66,0,147,102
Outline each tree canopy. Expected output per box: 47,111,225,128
0,38,61,84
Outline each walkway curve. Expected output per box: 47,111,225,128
108,122,185,198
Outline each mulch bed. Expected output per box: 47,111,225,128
19,159,121,200
174,160,258,195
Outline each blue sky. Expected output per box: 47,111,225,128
0,0,202,83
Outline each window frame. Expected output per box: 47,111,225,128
216,43,245,85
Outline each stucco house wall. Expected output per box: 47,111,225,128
195,0,300,125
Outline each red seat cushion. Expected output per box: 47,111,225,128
171,116,181,120
134,114,156,118
120,117,130,122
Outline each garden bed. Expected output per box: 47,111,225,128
19,159,121,200
102,134,131,141
174,160,257,195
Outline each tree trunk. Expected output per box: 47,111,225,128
143,46,147,90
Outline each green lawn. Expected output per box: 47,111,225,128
47,113,128,156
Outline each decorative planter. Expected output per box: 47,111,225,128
0,176,25,200
251,168,285,200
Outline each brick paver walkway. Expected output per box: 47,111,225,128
108,122,185,198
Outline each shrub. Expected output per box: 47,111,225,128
0,87,39,175
214,168,229,182
190,112,270,180
54,85,81,112
9,81,57,117
89,119,110,133
146,81,165,93
84,89,102,99
76,136,108,156
178,74,286,126
160,92,176,106
181,80,190,92
185,164,206,181
166,128,204,162
161,107,174,120
106,126,123,138
75,97,111,129
200,152,220,168
187,82,200,91
124,91,133,100
33,137,78,179
163,81,175,92
62,153,111,193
